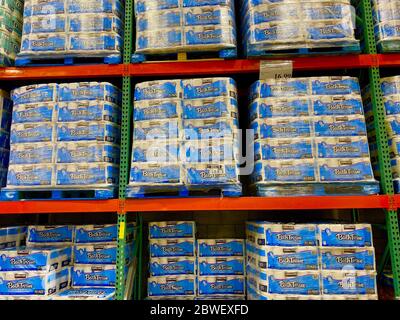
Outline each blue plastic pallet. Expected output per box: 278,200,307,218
251,181,380,197
0,187,117,201
15,54,122,67
126,183,242,198
132,48,237,63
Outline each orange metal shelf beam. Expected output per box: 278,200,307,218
124,195,390,212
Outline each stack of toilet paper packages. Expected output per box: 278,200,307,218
246,222,378,300
0,0,23,64
0,90,12,187
197,239,246,299
7,82,121,190
240,0,359,56
249,76,377,195
147,221,197,299
18,0,124,59
130,77,241,191
372,0,400,52
0,226,27,250
134,0,236,55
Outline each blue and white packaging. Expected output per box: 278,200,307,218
12,103,56,124
183,6,234,26
314,116,367,137
312,95,364,115
75,223,135,244
198,276,245,296
182,78,237,100
185,163,239,185
250,98,310,119
129,163,183,184
9,143,55,165
6,164,55,188
67,0,124,17
318,224,373,247
389,137,400,156
148,275,196,297
149,221,195,239
250,79,309,100
133,119,179,141
149,257,196,276
197,239,244,257
56,121,120,143
307,22,356,42
184,26,236,47
68,33,122,53
10,123,55,144
71,264,120,287
386,115,400,136
251,118,312,139
134,99,181,121
266,247,319,271
20,33,68,54
268,270,321,295
23,15,66,34
27,225,74,247
264,224,318,247
184,139,238,163
56,163,119,186
68,14,123,34
254,139,314,161
11,84,58,105
182,97,238,119
149,239,196,257
0,226,27,250
318,158,374,182
136,9,181,32
198,257,245,276
23,0,67,17
246,22,304,47
134,80,183,101
136,29,183,52
52,287,115,300
58,82,121,104
132,140,179,163
56,142,120,164
0,267,70,296
0,246,72,272
321,271,377,295
316,137,370,159
183,118,238,140
383,94,400,115
381,76,400,96
320,248,376,271
74,244,133,265
134,0,180,14
58,101,121,124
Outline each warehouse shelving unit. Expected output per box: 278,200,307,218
0,0,398,300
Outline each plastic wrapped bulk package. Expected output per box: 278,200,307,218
372,0,400,52
0,90,12,187
249,76,379,196
240,0,360,57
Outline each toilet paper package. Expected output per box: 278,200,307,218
148,275,196,297
75,223,135,244
375,20,400,42
68,14,123,34
58,101,121,124
381,76,400,96
250,79,309,100
0,267,70,296
11,84,58,105
183,78,237,100
149,239,196,257
71,264,123,287
20,33,68,54
250,98,310,120
68,33,122,53
265,247,319,271
133,119,180,141
129,163,183,184
27,225,74,247
372,1,400,23
185,163,239,185
184,139,238,163
306,21,355,42
251,118,312,139
198,276,245,296
132,140,179,162
56,142,119,164
315,137,370,159
7,164,55,188
318,224,373,247
320,247,376,271
390,157,400,179
0,226,27,250
9,143,55,165
183,6,234,26
12,103,56,124
149,257,196,276
183,118,238,140
136,9,181,32
10,123,55,144
321,270,377,295
383,94,400,115
56,121,120,143
264,223,318,247
385,115,400,136
312,95,364,115
314,115,367,137
149,221,195,239
134,0,180,15
321,294,378,300
246,222,269,245
56,163,119,186
318,158,375,182
246,22,304,46
67,0,124,17
182,97,238,119
198,239,244,257
52,287,115,300
268,270,321,295
134,99,182,121
58,82,121,104
184,26,236,47
23,0,66,17
74,244,133,265
136,29,183,53
22,15,67,34
134,80,183,101
0,246,72,272
389,137,400,156
251,159,317,183
198,257,245,276
254,138,314,161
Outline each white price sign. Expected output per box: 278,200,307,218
259,60,293,80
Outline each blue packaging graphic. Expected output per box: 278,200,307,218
304,3,353,20
10,143,55,165
183,98,238,119
386,115,400,136
150,239,196,257
198,257,245,276
56,122,120,143
135,0,180,15
136,29,183,52
184,140,237,163
130,163,182,184
74,244,133,265
10,123,55,144
58,82,121,104
27,225,74,247
137,10,181,32
318,158,374,182
134,99,181,121
198,239,244,257
69,33,122,52
250,98,310,119
321,271,377,295
381,77,400,96
314,116,367,137
69,14,123,34
0,246,72,272
148,276,196,297
185,163,239,185
251,118,312,139
311,77,360,95
7,164,54,188
56,163,119,186
12,103,56,124
198,276,245,296
316,137,370,158
56,142,120,164
184,118,238,140
264,224,318,247
24,0,67,17
307,22,354,41
268,271,321,295
248,22,303,44
21,34,68,53
23,15,66,34
150,258,196,276
52,287,115,300
72,264,121,287
133,119,179,141
183,78,236,100
245,4,299,25
184,7,233,26
266,247,319,270
254,139,314,160
184,26,236,46
58,101,121,124
75,223,135,244
318,224,373,247
0,226,27,250
383,95,400,115
68,0,124,17
149,221,195,239
312,96,364,115
132,141,179,163
134,80,182,101
320,248,376,271
11,84,58,105
250,79,309,99
252,160,316,183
